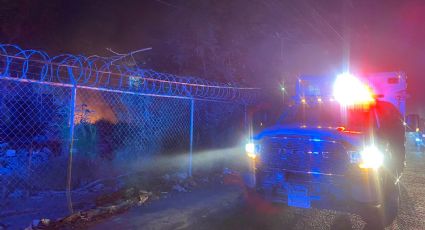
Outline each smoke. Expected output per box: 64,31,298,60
114,146,248,175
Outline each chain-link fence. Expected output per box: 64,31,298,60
0,44,255,224
0,79,72,198
0,78,248,197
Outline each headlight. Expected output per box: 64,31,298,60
349,145,384,169
245,142,259,159
358,146,384,169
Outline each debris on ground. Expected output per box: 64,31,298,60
223,168,233,175
0,223,8,230
162,174,171,181
13,168,230,229
26,189,151,229
172,184,187,192
175,172,188,181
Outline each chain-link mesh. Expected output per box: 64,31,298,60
194,100,245,149
189,100,246,174
70,88,191,187
0,78,246,197
0,77,246,185
0,79,72,198
0,78,230,186
0,44,250,226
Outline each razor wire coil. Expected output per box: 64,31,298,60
0,44,258,104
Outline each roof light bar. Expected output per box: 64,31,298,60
333,73,375,106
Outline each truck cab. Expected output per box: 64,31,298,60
246,72,407,227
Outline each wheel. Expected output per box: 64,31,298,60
382,177,400,226
362,173,400,229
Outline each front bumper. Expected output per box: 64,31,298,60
247,166,383,211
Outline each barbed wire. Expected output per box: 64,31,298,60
0,44,259,104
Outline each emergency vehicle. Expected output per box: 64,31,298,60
246,72,407,227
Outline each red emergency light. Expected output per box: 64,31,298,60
333,73,375,106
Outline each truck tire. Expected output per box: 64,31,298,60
362,173,400,229
382,177,400,226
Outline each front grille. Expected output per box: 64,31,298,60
260,136,349,175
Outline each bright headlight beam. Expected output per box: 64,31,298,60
359,145,384,169
245,143,255,153
245,143,257,159
333,73,375,106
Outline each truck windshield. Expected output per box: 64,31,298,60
279,102,375,131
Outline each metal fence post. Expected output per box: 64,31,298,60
244,104,247,132
189,99,194,177
66,85,77,214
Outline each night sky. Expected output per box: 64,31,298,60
1,0,424,114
